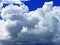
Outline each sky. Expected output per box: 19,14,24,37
24,0,60,11
1,0,60,11
0,0,60,45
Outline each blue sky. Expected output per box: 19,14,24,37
24,0,60,11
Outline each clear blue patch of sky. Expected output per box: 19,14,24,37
24,0,60,11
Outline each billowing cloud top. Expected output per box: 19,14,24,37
0,1,60,45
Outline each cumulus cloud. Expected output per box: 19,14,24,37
0,1,60,45
0,20,11,40
1,4,29,20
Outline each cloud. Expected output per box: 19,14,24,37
0,20,11,40
0,2,3,8
1,4,29,20
2,0,29,4
0,2,3,12
0,1,60,45
2,0,22,4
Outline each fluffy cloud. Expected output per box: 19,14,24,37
0,20,11,40
1,4,29,20
0,1,60,45
2,0,29,4
2,0,22,4
0,2,3,12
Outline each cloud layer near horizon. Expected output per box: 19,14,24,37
0,1,60,45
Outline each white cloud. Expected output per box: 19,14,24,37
42,1,53,12
2,0,22,4
2,0,29,4
0,20,11,40
0,1,60,45
0,2,3,12
0,2,3,8
21,27,28,33
1,4,29,20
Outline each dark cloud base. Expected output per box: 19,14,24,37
0,40,55,45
